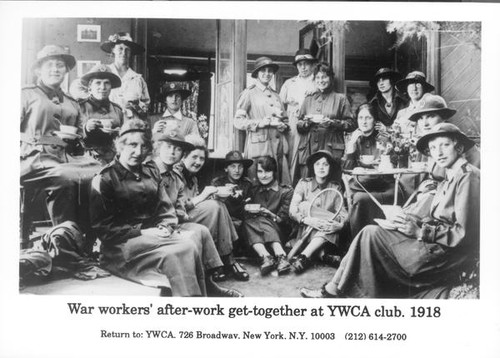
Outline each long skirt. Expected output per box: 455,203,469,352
179,222,223,270
329,225,468,298
241,215,282,246
188,199,238,257
100,232,206,297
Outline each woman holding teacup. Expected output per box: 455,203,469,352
342,103,401,237
300,123,480,298
294,62,355,183
241,156,294,276
234,57,291,185
79,64,124,164
174,135,249,282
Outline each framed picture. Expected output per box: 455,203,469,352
76,60,100,77
77,24,101,42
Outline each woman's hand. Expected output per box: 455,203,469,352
258,116,272,128
141,227,171,238
152,120,167,133
276,122,288,132
375,121,387,133
200,186,218,199
303,217,329,231
85,118,101,132
393,215,422,238
345,129,363,153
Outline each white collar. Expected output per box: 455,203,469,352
163,109,182,120
256,81,270,92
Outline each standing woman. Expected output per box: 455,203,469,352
368,68,407,128
79,64,123,164
294,62,354,182
241,156,294,276
289,150,347,274
90,120,205,296
234,57,291,185
71,32,150,120
300,123,480,298
280,49,317,172
175,135,250,282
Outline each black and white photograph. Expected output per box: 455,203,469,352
1,2,500,358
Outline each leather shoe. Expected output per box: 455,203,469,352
292,254,310,274
300,285,337,298
322,254,342,268
276,255,291,275
260,255,275,276
227,262,250,281
211,267,227,282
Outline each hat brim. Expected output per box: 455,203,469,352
53,131,81,140
395,78,435,94
416,130,475,155
306,150,339,170
408,107,457,122
224,158,254,168
292,56,318,66
370,71,402,88
163,89,191,101
100,40,145,56
32,54,76,72
251,63,279,78
152,133,195,151
81,71,122,89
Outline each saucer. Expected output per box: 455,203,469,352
374,218,397,231
54,131,81,140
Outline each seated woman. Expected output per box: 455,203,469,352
289,150,347,274
79,64,124,164
342,103,399,237
241,156,293,276
300,123,480,298
211,150,254,222
175,135,250,282
90,120,241,297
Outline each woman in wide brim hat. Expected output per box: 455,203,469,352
416,122,475,154
162,82,191,101
407,94,457,123
251,57,279,78
223,150,254,169
80,64,122,88
292,49,318,66
100,32,145,56
369,67,402,88
152,128,195,152
31,44,76,72
395,71,435,94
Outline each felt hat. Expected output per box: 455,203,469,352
223,150,253,168
162,82,191,100
32,45,76,71
80,64,122,88
306,150,340,171
416,122,475,154
100,32,145,56
395,71,435,94
152,128,195,152
370,67,401,88
292,49,318,66
251,57,279,78
407,94,457,122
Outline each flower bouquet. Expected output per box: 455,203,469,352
376,124,417,168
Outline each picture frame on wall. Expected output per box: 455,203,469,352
77,24,101,42
77,60,100,77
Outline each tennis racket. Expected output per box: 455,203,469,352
287,187,344,259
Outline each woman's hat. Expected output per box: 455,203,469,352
395,71,435,94
153,128,194,152
251,57,279,78
306,150,340,170
292,49,318,66
224,150,253,168
53,125,81,140
80,64,122,88
370,67,401,88
162,82,191,100
100,32,145,56
416,122,475,154
32,45,76,71
407,94,457,122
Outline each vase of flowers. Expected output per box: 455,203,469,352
376,124,415,169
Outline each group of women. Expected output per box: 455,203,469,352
21,32,480,298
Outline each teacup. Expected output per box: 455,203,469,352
359,155,375,165
100,119,113,129
216,186,233,198
244,203,261,213
55,125,80,140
